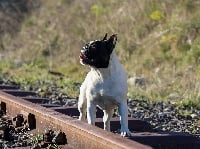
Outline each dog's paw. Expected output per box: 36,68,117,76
120,128,132,137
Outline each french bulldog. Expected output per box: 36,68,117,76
78,33,131,137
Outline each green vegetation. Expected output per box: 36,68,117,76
0,0,199,108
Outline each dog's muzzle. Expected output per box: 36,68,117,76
79,49,89,65
79,50,86,59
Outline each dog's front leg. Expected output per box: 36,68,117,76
118,102,131,137
87,102,96,125
78,84,87,121
78,99,86,121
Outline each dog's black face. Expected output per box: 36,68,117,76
79,34,117,68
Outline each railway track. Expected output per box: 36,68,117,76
0,83,199,149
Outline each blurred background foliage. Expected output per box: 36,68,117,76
0,0,199,107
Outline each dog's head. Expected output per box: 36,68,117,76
79,33,117,68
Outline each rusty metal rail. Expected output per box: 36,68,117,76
0,84,199,149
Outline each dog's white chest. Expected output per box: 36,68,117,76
87,78,119,109
91,78,114,97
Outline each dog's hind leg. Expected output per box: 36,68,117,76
103,109,114,131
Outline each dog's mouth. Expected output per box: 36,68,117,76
79,53,86,60
79,49,86,60
79,50,91,65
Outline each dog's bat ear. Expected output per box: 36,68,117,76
108,34,117,45
106,34,117,54
102,33,108,41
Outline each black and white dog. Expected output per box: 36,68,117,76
78,34,131,136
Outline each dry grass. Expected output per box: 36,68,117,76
0,0,199,107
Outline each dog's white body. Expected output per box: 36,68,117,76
78,51,131,136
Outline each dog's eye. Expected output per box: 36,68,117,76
90,45,96,49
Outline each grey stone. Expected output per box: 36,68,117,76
128,76,146,89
